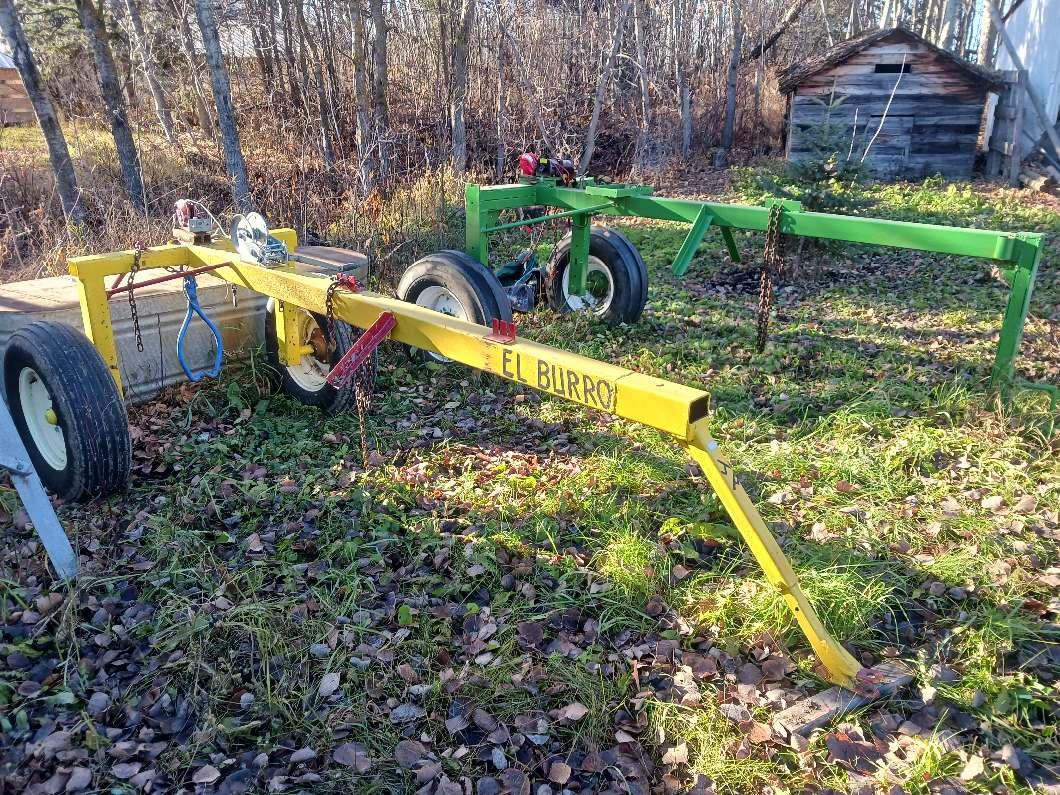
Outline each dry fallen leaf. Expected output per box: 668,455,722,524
960,753,985,781
548,761,572,784
318,671,340,698
333,742,372,771
662,743,689,764
981,495,1004,511
395,739,426,768
558,702,589,721
192,765,220,785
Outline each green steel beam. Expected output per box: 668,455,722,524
672,205,714,277
465,180,1047,390
482,203,611,234
992,234,1043,384
720,228,741,263
569,213,590,294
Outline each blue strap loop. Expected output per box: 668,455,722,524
177,276,224,382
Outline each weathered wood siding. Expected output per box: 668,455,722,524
786,34,989,180
0,67,34,125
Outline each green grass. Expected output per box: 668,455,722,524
3,172,1059,793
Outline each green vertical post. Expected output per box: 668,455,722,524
568,213,590,294
465,183,488,265
991,234,1043,386
672,205,714,276
720,227,741,263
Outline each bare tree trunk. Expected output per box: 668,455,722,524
975,0,997,65
743,0,812,62
449,0,476,173
0,0,84,222
278,0,304,111
193,0,254,211
679,75,692,157
938,0,957,48
75,0,146,213
494,18,506,180
369,0,390,183
350,0,376,190
819,0,834,45
715,3,742,168
579,0,632,173
293,0,335,169
172,0,214,134
632,0,652,172
125,0,176,143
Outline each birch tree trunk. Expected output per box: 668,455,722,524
579,0,632,173
715,3,742,168
125,0,176,143
193,0,255,211
350,0,376,190
449,0,476,173
975,0,997,66
293,0,335,169
0,0,84,222
938,0,958,48
172,0,215,134
632,0,652,172
369,0,390,184
75,0,146,213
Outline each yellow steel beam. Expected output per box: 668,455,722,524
183,243,710,439
66,236,868,686
684,422,862,687
66,231,301,395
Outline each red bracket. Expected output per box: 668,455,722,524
485,318,517,343
326,312,396,388
334,273,363,292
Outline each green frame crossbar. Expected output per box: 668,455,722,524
465,177,1046,389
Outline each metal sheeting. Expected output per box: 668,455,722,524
0,274,266,404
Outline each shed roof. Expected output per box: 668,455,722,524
777,26,1004,95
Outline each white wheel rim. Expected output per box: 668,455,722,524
286,312,330,392
415,286,469,362
417,286,469,320
561,255,614,315
18,367,67,470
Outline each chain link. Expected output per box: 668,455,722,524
756,204,785,353
325,275,376,467
128,243,146,353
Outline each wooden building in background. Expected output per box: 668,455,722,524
0,51,33,126
778,27,1003,180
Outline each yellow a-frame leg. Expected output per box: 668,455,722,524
683,420,863,688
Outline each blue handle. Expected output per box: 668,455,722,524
177,276,224,382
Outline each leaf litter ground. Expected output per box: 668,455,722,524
2,178,1059,794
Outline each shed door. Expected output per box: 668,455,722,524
862,114,913,178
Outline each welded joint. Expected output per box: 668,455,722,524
485,318,517,344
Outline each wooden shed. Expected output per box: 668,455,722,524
0,51,34,126
778,27,1004,180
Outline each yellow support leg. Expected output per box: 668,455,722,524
683,420,863,688
74,274,123,395
274,300,307,367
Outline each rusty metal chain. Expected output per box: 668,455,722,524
128,243,146,353
756,204,785,353
325,274,376,467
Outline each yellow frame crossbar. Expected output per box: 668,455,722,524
67,235,863,687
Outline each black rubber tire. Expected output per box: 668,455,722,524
264,298,360,413
545,227,648,325
397,250,513,361
3,321,131,501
